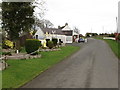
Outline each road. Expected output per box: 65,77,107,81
22,38,118,88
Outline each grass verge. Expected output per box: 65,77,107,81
2,45,80,88
104,39,120,59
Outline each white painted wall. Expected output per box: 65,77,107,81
52,34,66,43
34,27,45,39
66,36,73,43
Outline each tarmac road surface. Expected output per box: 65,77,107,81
22,38,118,88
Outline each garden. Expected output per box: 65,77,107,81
0,2,81,89
2,45,80,88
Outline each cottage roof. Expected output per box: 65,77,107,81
62,25,72,31
42,28,65,35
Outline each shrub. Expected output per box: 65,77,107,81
3,40,14,49
47,41,54,49
2,52,12,56
109,33,115,37
25,39,41,54
52,38,58,46
118,35,120,40
46,39,50,46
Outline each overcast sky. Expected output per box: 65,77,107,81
44,0,119,35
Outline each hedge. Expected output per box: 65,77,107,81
25,39,41,54
52,38,58,46
47,41,54,49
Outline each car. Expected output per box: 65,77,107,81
78,38,85,43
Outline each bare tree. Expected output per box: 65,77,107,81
73,27,79,34
32,0,47,29
44,19,54,28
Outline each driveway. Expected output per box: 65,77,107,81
22,38,118,88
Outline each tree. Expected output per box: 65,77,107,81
73,27,79,34
33,0,54,29
2,2,35,41
33,0,46,19
33,0,47,29
43,19,54,28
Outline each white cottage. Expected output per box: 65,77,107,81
34,26,47,47
62,25,73,43
42,28,67,43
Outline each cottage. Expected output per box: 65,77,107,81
34,26,47,47
62,24,73,43
34,23,79,46
42,28,67,43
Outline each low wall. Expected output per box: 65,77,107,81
103,37,115,40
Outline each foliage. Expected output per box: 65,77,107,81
2,2,35,40
2,52,12,56
33,0,48,29
19,47,26,53
52,38,58,46
25,39,41,54
46,39,50,46
105,39,120,59
73,26,79,34
108,33,115,37
47,41,54,49
118,35,120,40
85,33,98,37
3,40,14,49
2,46,80,88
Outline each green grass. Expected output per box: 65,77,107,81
2,45,80,88
104,39,120,59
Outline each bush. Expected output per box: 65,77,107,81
46,39,50,46
109,33,115,37
3,40,14,49
2,52,12,56
118,35,120,40
25,39,41,54
52,38,58,46
47,41,54,49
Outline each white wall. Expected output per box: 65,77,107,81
66,36,73,43
52,34,66,43
34,27,45,39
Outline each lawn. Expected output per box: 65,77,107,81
2,45,80,88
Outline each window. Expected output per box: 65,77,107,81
36,35,38,39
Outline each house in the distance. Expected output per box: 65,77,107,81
34,23,80,47
34,26,47,47
62,23,73,43
42,28,66,43
42,23,74,44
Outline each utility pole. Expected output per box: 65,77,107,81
91,28,92,33
116,17,118,33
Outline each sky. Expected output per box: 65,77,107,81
44,0,119,35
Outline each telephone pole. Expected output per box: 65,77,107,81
116,17,118,33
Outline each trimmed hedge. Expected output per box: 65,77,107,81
48,41,54,49
25,39,41,54
52,38,58,46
